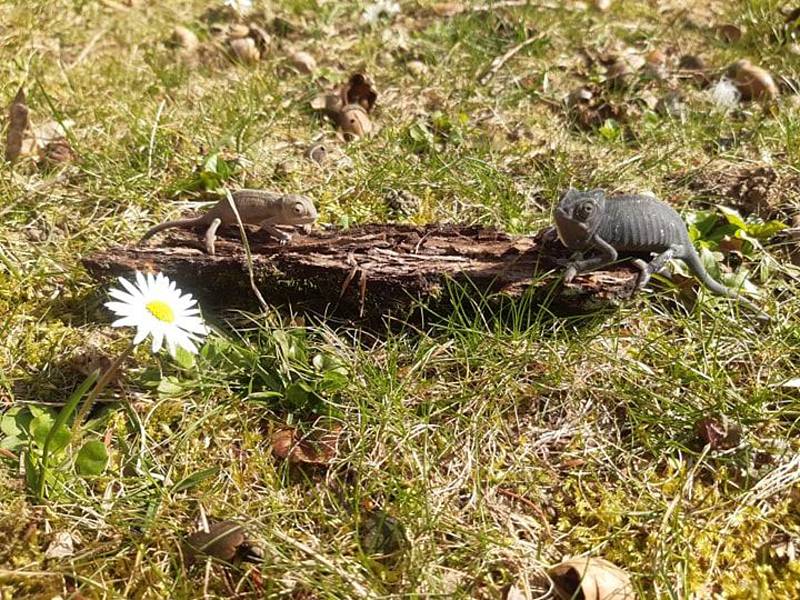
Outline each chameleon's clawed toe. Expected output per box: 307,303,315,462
563,264,578,283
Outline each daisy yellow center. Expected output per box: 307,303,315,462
146,300,175,323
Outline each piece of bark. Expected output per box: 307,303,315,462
82,224,642,324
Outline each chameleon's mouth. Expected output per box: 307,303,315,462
553,207,590,248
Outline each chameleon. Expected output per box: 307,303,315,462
139,189,318,255
551,188,770,321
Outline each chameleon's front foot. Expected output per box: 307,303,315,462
563,263,578,283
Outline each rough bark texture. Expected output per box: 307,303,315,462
82,224,642,324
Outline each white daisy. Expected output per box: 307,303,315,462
710,77,740,111
224,0,253,15
104,271,208,357
361,0,400,24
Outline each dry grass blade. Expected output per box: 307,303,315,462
478,33,545,85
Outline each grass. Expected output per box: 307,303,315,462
2,0,800,597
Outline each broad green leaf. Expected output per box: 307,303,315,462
32,420,71,454
157,377,183,396
1,406,31,438
0,435,22,451
284,381,312,406
76,440,109,476
718,205,747,230
174,346,196,369
31,413,54,446
746,219,787,240
598,119,621,141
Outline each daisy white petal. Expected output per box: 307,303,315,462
104,271,209,356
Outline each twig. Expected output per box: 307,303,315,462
224,189,269,313
478,33,545,85
147,100,165,178
67,28,107,70
0,569,62,579
471,0,550,11
436,1,564,16
496,487,553,539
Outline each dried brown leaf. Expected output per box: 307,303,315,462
228,24,251,39
289,50,317,74
171,26,199,52
695,415,742,450
336,104,372,139
5,87,29,163
548,557,635,600
248,23,271,55
715,23,743,44
727,59,779,101
184,521,262,565
340,73,377,112
270,424,342,465
229,37,260,64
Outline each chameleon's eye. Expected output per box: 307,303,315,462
293,203,305,214
575,201,595,221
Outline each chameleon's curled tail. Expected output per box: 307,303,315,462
683,246,771,323
139,216,206,244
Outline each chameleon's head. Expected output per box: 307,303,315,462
553,188,606,249
282,195,318,225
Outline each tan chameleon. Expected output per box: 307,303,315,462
139,189,318,255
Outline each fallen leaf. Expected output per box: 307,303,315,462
695,415,742,450
340,73,377,113
248,23,271,55
44,531,75,559
727,59,779,101
406,60,428,76
5,87,29,163
358,509,409,566
431,3,462,17
336,104,372,139
39,139,75,167
644,49,667,80
305,142,329,165
184,520,263,565
715,23,743,43
270,423,342,465
170,26,199,52
677,54,711,87
548,557,635,600
757,533,797,568
228,23,251,39
288,50,317,74
229,37,260,64
506,583,530,600
605,52,646,88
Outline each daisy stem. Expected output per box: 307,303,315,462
71,340,135,439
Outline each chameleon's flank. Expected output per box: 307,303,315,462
139,189,318,255
552,188,770,322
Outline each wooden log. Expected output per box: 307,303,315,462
81,223,641,324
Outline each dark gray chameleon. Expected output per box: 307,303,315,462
551,188,770,321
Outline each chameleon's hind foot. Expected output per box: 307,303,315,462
632,259,652,290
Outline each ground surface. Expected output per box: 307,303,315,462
2,0,800,598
